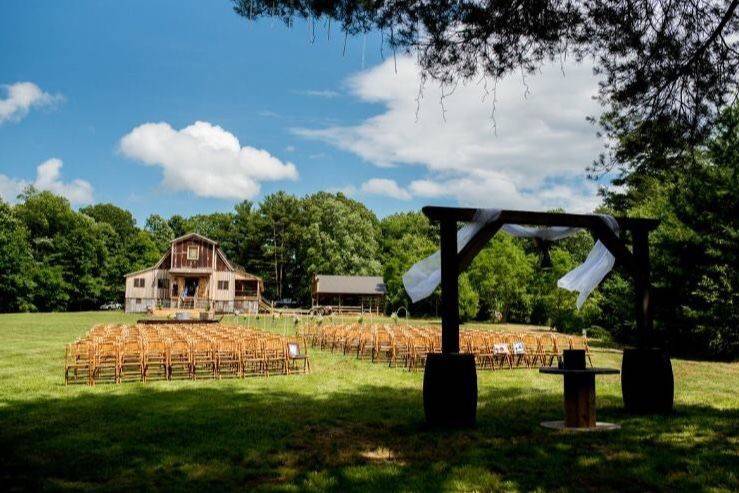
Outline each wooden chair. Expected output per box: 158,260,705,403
373,330,394,363
508,334,529,368
538,334,558,367
286,337,310,374
356,329,376,360
167,339,191,380
65,341,93,385
407,334,431,371
241,338,265,377
522,333,542,367
215,339,241,378
492,334,513,369
119,340,144,382
264,338,287,376
389,332,410,368
142,338,168,382
342,327,362,356
191,339,216,379
92,340,119,384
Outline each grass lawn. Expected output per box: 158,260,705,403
0,312,737,492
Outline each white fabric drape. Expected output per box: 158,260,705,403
402,208,619,309
556,215,619,308
402,209,501,303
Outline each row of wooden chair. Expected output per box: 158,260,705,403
65,323,310,385
300,323,591,371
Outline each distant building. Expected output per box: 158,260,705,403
124,233,263,313
311,274,386,314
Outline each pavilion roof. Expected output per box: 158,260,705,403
313,275,387,295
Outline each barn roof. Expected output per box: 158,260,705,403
171,232,218,245
313,275,386,295
124,233,262,285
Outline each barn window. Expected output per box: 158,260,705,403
133,278,145,288
187,245,199,260
218,280,229,290
157,279,169,289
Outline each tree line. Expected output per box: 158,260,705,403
1,106,736,359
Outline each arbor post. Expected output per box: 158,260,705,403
440,219,460,354
423,219,477,427
632,228,653,347
621,227,674,414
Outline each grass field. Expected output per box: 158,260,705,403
1,312,737,492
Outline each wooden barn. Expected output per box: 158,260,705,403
124,233,263,314
311,274,387,314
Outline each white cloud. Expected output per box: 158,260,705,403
119,121,298,200
0,82,63,123
295,89,340,98
294,56,605,212
409,170,601,212
361,178,412,200
326,184,358,197
0,158,93,205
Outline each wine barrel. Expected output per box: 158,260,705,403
423,352,477,427
621,348,674,414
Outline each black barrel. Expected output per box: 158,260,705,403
621,348,674,414
423,352,477,427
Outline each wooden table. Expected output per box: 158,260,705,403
539,349,620,431
540,367,620,430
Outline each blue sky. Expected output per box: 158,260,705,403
1,0,607,224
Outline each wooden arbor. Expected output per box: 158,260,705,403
421,206,674,427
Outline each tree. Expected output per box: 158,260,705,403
233,0,739,175
458,273,479,322
144,214,174,253
468,235,535,322
14,188,77,245
167,215,189,238
186,212,235,246
80,203,137,240
52,213,109,309
600,103,739,358
0,200,35,312
382,232,438,315
13,190,122,310
229,200,257,267
300,192,382,301
252,192,305,301
379,211,439,262
537,247,603,333
380,211,440,315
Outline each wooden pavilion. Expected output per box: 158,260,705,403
311,274,386,314
419,206,672,427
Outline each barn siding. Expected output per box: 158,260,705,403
171,238,214,270
212,271,236,301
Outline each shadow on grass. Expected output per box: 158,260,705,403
0,383,736,492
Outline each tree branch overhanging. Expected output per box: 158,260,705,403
233,0,739,175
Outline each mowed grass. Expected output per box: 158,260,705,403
0,312,737,492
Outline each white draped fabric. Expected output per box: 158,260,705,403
402,209,619,309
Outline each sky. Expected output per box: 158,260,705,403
1,0,610,224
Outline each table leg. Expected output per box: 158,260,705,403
564,373,596,428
